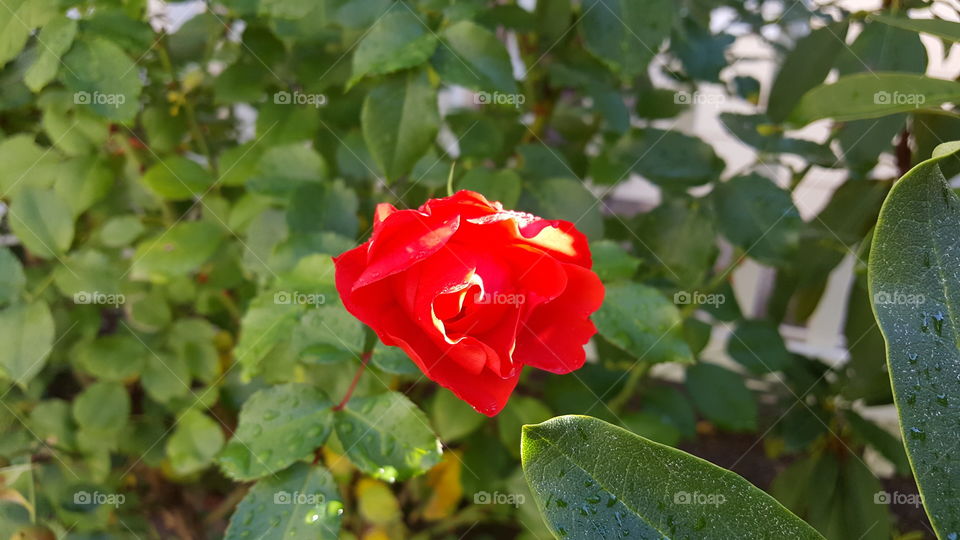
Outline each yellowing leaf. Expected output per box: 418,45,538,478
422,451,462,521
356,478,400,526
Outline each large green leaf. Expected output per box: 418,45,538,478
334,392,442,482
61,37,143,122
712,174,801,266
361,70,439,181
0,302,54,387
521,415,823,539
685,363,757,432
869,142,960,536
218,384,334,481
789,73,960,125
348,9,437,87
225,462,341,540
593,282,692,365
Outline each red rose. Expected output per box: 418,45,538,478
333,191,604,416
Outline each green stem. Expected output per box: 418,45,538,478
608,364,649,413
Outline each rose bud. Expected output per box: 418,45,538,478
334,190,604,416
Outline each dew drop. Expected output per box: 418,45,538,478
909,427,926,441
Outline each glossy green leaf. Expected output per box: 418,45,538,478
225,462,342,540
712,174,801,266
728,320,792,375
334,392,442,482
869,142,960,536
521,415,823,539
457,168,522,208
219,383,333,481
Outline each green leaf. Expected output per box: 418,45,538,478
790,73,960,125
225,462,342,540
712,174,801,266
348,9,437,87
525,177,604,239
728,320,792,375
72,381,130,435
869,142,960,536
287,180,358,238
370,342,418,375
54,156,114,217
431,20,517,93
0,0,52,68
99,215,145,248
686,363,757,431
141,156,215,200
767,22,849,122
131,221,226,281
633,197,715,288
8,187,74,259
141,352,191,403
335,392,442,482
521,415,823,539
219,384,334,481
166,409,225,475
24,16,78,92
52,249,123,299
871,13,960,42
0,302,54,387
0,134,60,197
593,282,692,365
0,248,25,307
430,389,485,443
589,240,640,282
579,0,673,79
74,334,145,381
361,70,439,180
61,37,143,122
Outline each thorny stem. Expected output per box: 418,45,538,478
333,351,372,411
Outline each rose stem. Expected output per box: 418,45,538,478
333,350,372,411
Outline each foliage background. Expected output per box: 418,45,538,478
0,0,957,538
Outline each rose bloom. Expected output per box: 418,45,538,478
333,191,604,415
